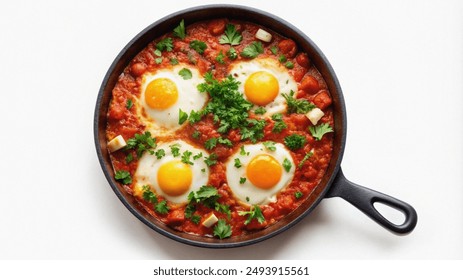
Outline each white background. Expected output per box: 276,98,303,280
1,0,462,259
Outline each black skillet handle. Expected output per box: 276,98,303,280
326,169,418,234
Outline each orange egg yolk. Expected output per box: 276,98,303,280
157,160,192,196
246,154,282,189
244,71,279,106
145,78,178,110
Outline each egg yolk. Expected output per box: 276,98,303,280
246,154,282,189
157,160,192,196
145,78,178,110
244,71,279,106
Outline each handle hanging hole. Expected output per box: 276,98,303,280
373,202,406,226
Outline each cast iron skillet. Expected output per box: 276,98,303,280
94,5,418,248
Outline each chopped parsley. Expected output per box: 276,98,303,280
190,215,201,224
126,99,133,109
178,109,188,125
153,49,162,57
263,141,277,151
193,152,203,160
155,149,165,159
284,134,306,151
278,54,287,63
216,51,225,64
213,219,232,239
241,41,264,59
155,57,163,64
254,107,266,115
115,170,132,185
173,19,186,39
170,143,181,157
155,200,169,214
234,158,242,168
239,177,246,184
204,153,218,166
283,158,292,172
309,123,334,141
271,113,287,133
238,205,265,225
188,110,203,124
282,90,316,114
178,68,192,80
219,24,242,46
188,185,220,209
125,153,134,164
141,185,170,214
181,150,193,165
240,146,249,156
156,37,173,52
298,151,313,169
192,130,201,139
125,131,156,158
226,47,238,60
204,138,218,150
197,74,266,143
295,191,304,199
215,203,231,218
217,137,233,147
285,61,294,69
270,45,278,55
170,57,179,65
189,40,207,54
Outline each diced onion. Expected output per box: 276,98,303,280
202,213,218,228
107,135,127,152
255,28,272,42
306,108,325,125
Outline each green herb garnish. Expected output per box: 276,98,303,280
238,205,265,225
283,158,292,172
189,40,207,54
173,19,186,39
309,123,334,141
284,134,306,150
213,219,232,239
298,151,313,169
156,37,173,52
178,68,192,80
241,41,264,58
282,90,316,114
178,109,188,125
219,24,242,46
115,170,132,185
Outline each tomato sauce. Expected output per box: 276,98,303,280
106,19,334,238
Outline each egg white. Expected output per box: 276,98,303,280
225,143,295,205
134,140,209,204
138,64,207,132
229,58,297,117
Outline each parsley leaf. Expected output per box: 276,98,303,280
216,51,225,64
193,152,203,160
184,204,196,219
189,40,207,54
115,170,132,185
285,61,294,69
226,47,238,60
219,24,242,46
142,185,158,205
283,90,316,114
295,191,303,199
284,134,306,150
204,153,218,166
173,19,186,39
156,37,173,52
278,54,287,63
283,158,292,172
192,130,201,139
178,109,188,125
240,146,249,156
178,68,192,80
234,158,242,168
241,41,264,59
263,141,277,151
125,131,156,158
239,177,246,184
181,150,193,165
188,185,220,208
215,203,231,218
188,110,203,124
217,137,232,147
270,46,278,55
204,138,218,150
155,200,169,214
213,219,232,239
238,205,265,225
309,123,334,141
155,149,165,159
170,57,179,65
125,153,134,164
298,151,313,169
126,99,133,109
170,143,181,157
155,57,163,64
254,107,266,115
271,113,287,133
191,215,201,224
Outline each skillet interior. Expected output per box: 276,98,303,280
94,5,347,248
